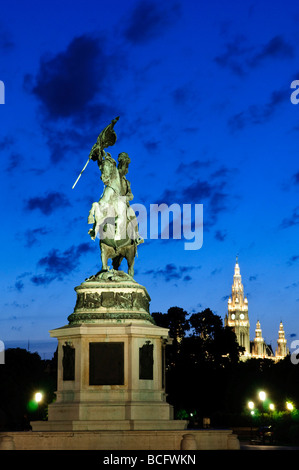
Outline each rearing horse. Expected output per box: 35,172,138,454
88,155,138,277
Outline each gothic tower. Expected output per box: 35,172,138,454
252,320,266,357
225,257,250,356
276,321,288,359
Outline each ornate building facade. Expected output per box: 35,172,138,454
224,258,288,361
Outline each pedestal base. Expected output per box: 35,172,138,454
0,429,240,450
34,272,186,432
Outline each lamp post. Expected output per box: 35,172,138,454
248,401,255,439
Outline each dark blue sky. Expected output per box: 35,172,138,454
0,0,298,358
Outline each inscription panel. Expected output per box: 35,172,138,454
89,342,124,385
139,342,153,380
62,343,75,381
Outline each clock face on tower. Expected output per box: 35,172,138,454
231,314,235,320
240,313,245,319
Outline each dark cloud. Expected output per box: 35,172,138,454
143,141,161,153
157,160,232,229
249,35,294,68
214,35,251,76
228,88,286,132
0,135,14,150
292,171,299,186
5,152,21,172
285,282,299,289
211,268,222,276
25,191,70,215
175,159,213,176
222,295,230,302
31,242,93,286
123,0,180,44
40,123,94,164
23,227,50,248
26,34,123,163
280,207,299,229
37,243,92,275
215,35,294,77
13,272,32,292
31,35,106,119
172,85,196,107
214,230,227,242
144,263,198,282
14,280,24,292
31,274,56,286
0,30,15,51
287,255,299,266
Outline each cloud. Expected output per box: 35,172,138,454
30,35,107,119
144,263,199,282
26,34,123,163
14,280,24,292
171,85,197,107
0,29,15,51
285,282,299,289
123,0,180,44
24,191,70,215
214,35,251,76
175,159,213,176
13,272,32,292
23,227,51,248
211,268,222,276
214,230,227,242
280,207,299,229
31,243,93,286
249,275,258,281
292,171,299,186
156,160,233,230
287,255,299,266
0,135,14,150
5,152,22,172
38,243,91,275
249,35,294,68
30,274,56,286
215,35,294,77
228,88,286,132
143,140,161,153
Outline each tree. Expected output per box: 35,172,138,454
0,348,57,430
189,308,223,340
152,306,190,352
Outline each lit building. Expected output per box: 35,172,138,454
224,258,288,361
225,256,250,357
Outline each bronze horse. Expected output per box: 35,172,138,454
88,155,140,277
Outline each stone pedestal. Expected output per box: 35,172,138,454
32,271,187,432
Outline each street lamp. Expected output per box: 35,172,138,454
259,391,266,402
34,392,43,403
269,403,275,411
286,402,294,411
248,401,255,410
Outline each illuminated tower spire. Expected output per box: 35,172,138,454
252,320,266,357
225,257,250,355
276,321,287,358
